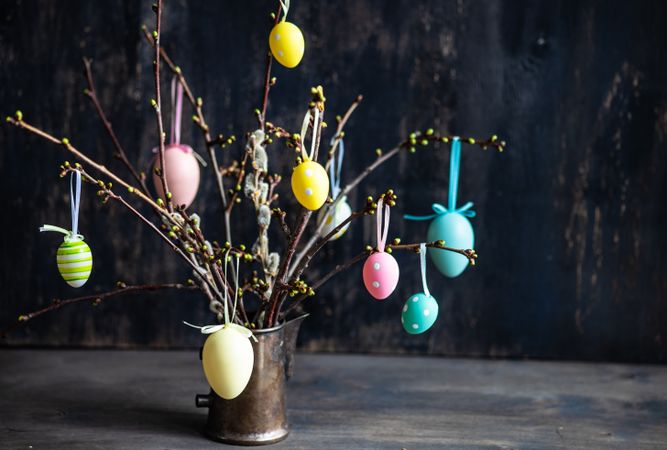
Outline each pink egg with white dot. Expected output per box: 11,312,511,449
363,252,399,300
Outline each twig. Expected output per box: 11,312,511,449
151,0,172,212
1,283,196,337
82,58,150,196
259,3,282,129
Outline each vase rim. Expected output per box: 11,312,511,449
252,313,309,335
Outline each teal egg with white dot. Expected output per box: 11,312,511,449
401,293,438,334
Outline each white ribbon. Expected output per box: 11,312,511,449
299,108,320,162
329,134,344,199
183,248,255,340
279,0,290,21
420,243,430,298
40,170,83,242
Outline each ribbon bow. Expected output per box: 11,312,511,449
404,202,476,221
404,136,476,221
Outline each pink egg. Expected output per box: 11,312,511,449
152,144,200,208
363,252,400,300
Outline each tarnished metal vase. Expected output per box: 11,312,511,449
195,314,307,446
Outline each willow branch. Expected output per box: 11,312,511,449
1,283,196,337
82,58,150,196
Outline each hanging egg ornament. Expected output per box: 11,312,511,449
152,144,201,208
427,212,474,278
269,21,305,68
362,197,399,300
317,196,352,240
401,293,439,334
291,160,329,210
363,252,400,300
202,324,255,400
405,137,475,278
56,237,93,288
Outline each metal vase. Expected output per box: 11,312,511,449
195,314,308,446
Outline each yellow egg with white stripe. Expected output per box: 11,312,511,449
317,197,352,240
291,160,329,211
56,238,93,288
269,21,305,68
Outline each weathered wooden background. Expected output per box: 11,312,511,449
1,0,665,362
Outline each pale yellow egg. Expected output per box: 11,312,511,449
202,325,254,400
269,21,305,68
317,197,352,240
291,160,329,211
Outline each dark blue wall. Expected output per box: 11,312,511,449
1,0,666,362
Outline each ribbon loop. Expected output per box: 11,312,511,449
70,170,81,237
376,197,390,252
40,171,83,242
404,137,476,221
170,76,183,145
299,108,320,162
279,0,290,21
329,134,344,199
419,243,430,298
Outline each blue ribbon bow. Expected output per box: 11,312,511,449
404,201,476,221
404,137,476,221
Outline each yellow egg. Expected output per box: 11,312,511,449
269,21,305,68
202,325,254,400
291,160,329,210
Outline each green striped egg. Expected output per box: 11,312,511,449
56,239,93,288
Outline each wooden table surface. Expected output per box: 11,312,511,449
1,350,666,449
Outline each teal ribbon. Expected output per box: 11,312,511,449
404,137,476,221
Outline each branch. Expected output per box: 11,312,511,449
82,58,150,196
259,3,282,129
151,0,172,212
282,240,477,318
1,283,196,337
142,25,234,250
6,116,164,212
272,208,291,240
291,131,505,276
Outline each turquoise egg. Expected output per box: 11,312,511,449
427,212,474,278
401,293,439,334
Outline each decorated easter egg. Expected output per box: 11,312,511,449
317,197,352,240
291,160,329,211
401,293,439,334
202,324,254,400
363,252,400,300
56,238,93,288
153,144,201,208
269,21,305,68
427,212,474,278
